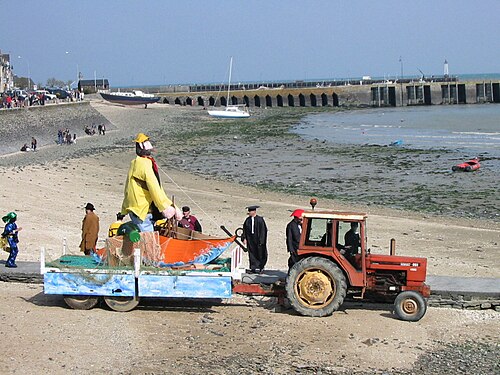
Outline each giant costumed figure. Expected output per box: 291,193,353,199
2,212,22,268
122,133,181,232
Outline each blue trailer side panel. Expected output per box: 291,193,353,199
44,272,135,296
139,275,232,298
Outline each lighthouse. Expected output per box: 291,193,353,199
444,59,449,78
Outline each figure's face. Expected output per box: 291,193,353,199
248,210,257,217
183,210,190,218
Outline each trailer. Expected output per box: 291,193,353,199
41,245,285,312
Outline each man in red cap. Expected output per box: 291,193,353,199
286,209,304,269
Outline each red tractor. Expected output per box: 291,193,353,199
286,205,430,321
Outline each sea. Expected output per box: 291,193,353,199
293,104,500,169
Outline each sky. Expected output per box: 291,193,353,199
3,0,500,87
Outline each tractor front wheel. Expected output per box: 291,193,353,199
286,256,347,317
394,291,427,321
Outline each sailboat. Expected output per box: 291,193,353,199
208,57,250,119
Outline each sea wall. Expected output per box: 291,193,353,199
159,80,500,108
0,102,112,155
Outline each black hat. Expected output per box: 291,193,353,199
85,203,95,211
182,206,190,212
246,205,260,212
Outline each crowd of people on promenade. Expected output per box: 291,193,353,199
57,128,77,145
0,89,84,109
84,123,106,136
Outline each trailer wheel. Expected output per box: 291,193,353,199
104,296,140,312
286,256,347,317
394,291,427,321
64,295,99,310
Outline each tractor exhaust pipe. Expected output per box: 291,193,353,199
390,238,396,256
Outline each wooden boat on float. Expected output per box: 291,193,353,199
97,226,236,268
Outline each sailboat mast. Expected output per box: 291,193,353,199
227,57,233,105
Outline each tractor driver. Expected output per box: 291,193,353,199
343,222,360,256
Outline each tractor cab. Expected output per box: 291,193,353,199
298,211,367,287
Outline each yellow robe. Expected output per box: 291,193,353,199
121,156,172,221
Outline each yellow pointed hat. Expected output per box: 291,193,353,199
133,133,149,143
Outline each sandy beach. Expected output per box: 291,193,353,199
0,100,498,374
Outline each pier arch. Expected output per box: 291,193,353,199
265,95,272,107
320,93,327,106
310,93,317,107
254,95,261,107
287,94,295,107
299,93,306,106
332,93,339,106
277,95,283,107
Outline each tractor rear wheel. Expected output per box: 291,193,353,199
394,291,427,321
286,256,347,317
103,296,140,312
63,295,100,310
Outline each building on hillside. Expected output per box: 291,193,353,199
78,79,109,94
0,51,14,93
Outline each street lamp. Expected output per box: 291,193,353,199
399,56,404,106
17,55,30,90
65,51,80,89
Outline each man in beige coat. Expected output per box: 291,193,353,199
80,203,99,255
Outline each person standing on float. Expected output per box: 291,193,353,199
122,133,181,232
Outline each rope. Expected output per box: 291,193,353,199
157,164,225,232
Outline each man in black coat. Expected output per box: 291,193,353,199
242,205,268,273
286,209,304,269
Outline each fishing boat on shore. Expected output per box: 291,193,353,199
100,90,160,107
208,57,250,119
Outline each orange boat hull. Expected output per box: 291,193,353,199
98,231,235,267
